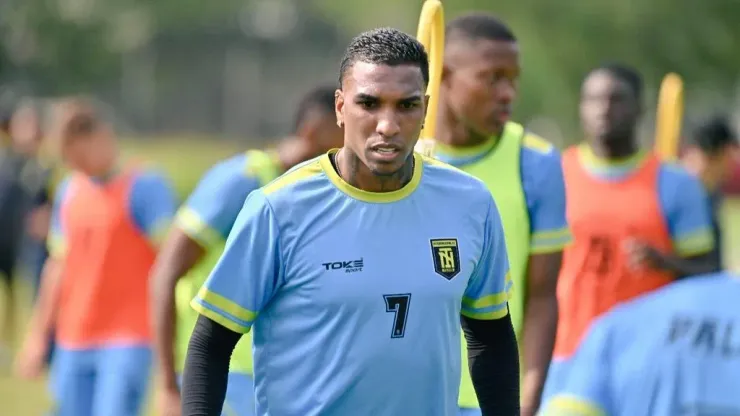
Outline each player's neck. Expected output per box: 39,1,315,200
334,148,414,193
436,106,497,148
589,139,639,160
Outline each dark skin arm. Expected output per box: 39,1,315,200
625,240,719,278
520,252,560,416
149,228,205,396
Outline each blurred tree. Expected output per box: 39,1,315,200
2,0,739,138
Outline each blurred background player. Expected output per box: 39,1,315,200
8,98,53,298
681,115,738,270
544,64,718,401
149,84,342,416
540,271,740,415
0,96,51,366
15,98,177,416
429,13,569,416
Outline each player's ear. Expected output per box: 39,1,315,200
423,94,430,119
335,89,344,128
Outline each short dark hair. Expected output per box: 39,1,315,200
293,85,336,131
589,63,643,99
338,27,429,88
692,115,737,153
446,13,517,45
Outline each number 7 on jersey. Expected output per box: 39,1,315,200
384,294,412,338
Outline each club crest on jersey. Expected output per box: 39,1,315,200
430,238,460,280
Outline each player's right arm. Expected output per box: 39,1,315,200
539,317,614,416
461,194,519,415
15,177,70,380
182,190,283,416
149,160,260,395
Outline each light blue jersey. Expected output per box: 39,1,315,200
541,272,740,416
192,150,512,416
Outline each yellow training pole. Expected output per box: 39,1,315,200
654,73,684,161
415,0,444,156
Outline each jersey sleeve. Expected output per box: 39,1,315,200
47,177,71,259
659,165,715,257
130,170,178,246
540,317,614,416
521,142,572,254
190,190,284,334
461,196,513,320
175,158,261,249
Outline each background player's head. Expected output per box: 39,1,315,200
275,85,344,169
336,27,429,176
9,99,44,157
293,84,344,153
682,115,738,191
580,63,643,150
50,97,118,177
442,13,518,138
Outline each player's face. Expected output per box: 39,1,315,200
61,117,117,176
580,71,640,146
10,106,43,156
683,144,739,191
336,61,428,176
443,39,519,138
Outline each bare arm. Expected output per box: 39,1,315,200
521,251,561,416
150,227,205,391
16,256,63,379
31,256,63,338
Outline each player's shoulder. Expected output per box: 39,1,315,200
54,174,74,202
261,155,325,200
521,130,557,155
658,159,701,186
657,159,707,203
419,153,492,202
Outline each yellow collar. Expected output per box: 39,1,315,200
319,149,422,203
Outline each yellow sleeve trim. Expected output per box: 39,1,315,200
47,233,66,259
541,395,606,416
196,287,257,323
462,272,512,308
522,133,555,154
674,228,715,257
147,219,172,248
191,299,252,334
461,305,509,320
531,228,572,253
175,207,225,249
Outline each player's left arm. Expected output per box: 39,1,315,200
521,145,570,415
183,190,284,415
130,170,178,248
461,194,520,415
635,167,718,277
539,317,614,416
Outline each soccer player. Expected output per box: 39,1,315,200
427,14,569,416
543,64,718,401
181,28,520,416
0,98,51,363
681,115,738,270
540,271,740,415
150,84,342,416
15,98,177,416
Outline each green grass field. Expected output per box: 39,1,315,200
1,139,739,414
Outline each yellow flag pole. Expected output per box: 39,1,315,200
415,0,444,156
654,73,684,161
